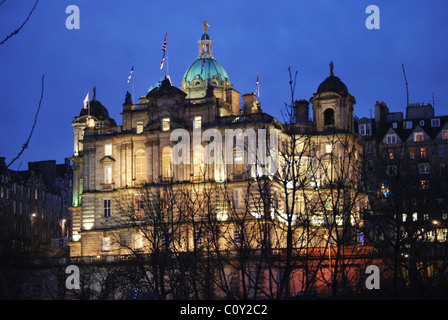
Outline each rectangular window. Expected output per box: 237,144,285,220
326,144,333,153
104,199,111,218
386,134,397,144
194,231,202,247
414,132,424,142
359,124,371,136
134,233,143,250
442,130,448,140
162,118,170,131
34,188,38,200
418,163,430,174
410,148,415,159
234,189,243,209
134,194,144,217
431,119,440,127
366,142,373,153
234,230,242,246
105,144,112,156
194,116,202,129
404,121,413,129
421,148,427,158
104,165,112,184
102,237,111,252
440,147,446,158
389,152,394,160
136,121,143,134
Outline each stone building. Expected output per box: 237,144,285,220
70,22,365,257
0,157,72,252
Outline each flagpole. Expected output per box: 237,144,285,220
132,62,135,104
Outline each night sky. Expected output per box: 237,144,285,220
1,0,448,170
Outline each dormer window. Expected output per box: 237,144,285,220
404,121,413,129
431,118,440,127
359,124,371,136
414,132,424,142
386,134,397,144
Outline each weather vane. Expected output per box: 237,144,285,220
203,20,210,33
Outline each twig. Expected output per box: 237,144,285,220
7,74,45,168
0,0,39,46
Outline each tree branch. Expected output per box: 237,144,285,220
0,0,39,46
7,74,44,168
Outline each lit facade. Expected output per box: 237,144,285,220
68,26,366,268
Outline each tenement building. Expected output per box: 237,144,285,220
359,101,448,241
0,158,72,252
68,23,368,298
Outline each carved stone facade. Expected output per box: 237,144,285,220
68,28,365,260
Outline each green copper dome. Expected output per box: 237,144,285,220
183,57,229,84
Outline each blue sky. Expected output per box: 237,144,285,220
1,0,448,169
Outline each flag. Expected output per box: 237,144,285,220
127,65,134,83
83,92,89,109
160,32,168,70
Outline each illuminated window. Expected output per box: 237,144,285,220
135,151,146,181
104,165,112,184
234,189,243,209
104,199,111,218
162,118,170,131
134,233,143,250
136,121,143,134
162,146,173,178
234,230,242,246
105,144,112,156
102,237,110,252
326,144,333,154
194,116,202,129
442,130,448,140
193,144,204,177
409,148,415,159
420,148,427,158
389,152,394,160
421,179,430,190
414,132,424,142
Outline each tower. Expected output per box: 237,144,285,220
181,21,240,114
311,62,356,132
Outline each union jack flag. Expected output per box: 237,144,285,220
160,32,167,70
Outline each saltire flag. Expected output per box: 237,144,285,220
83,92,90,109
160,32,168,70
127,65,134,83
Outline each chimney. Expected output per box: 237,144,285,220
242,93,256,114
294,100,310,123
374,101,388,126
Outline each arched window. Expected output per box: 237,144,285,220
135,150,146,182
162,146,173,179
324,108,335,126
